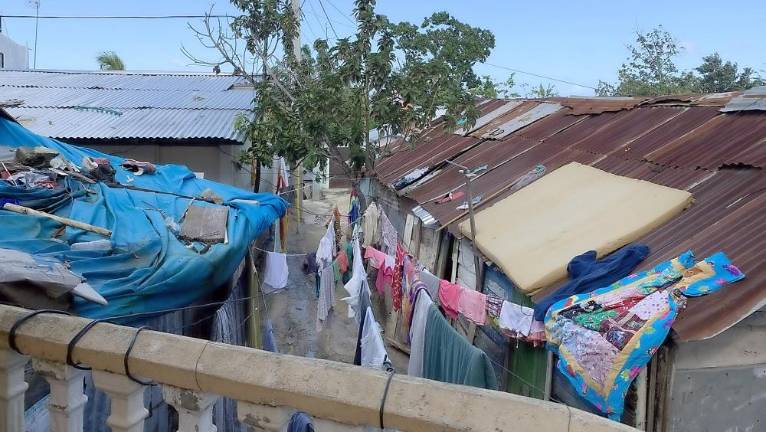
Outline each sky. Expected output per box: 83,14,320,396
1,0,764,96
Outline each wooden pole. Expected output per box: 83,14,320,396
3,203,111,237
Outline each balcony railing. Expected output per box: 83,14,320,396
0,304,636,432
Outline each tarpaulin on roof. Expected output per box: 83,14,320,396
0,116,287,320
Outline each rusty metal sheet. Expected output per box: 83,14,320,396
619,107,720,160
480,102,562,139
376,133,480,184
572,107,685,155
645,113,766,169
549,96,646,115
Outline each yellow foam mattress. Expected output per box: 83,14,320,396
458,162,693,294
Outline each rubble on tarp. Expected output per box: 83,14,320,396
0,248,107,308
180,204,229,244
0,114,287,321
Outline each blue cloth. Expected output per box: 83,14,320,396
0,116,287,321
533,244,650,321
286,411,314,432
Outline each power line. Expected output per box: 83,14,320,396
317,0,339,39
484,62,597,91
0,14,235,20
324,0,355,26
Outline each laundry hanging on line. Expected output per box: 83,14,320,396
261,251,289,293
545,250,745,420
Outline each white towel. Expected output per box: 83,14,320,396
499,301,534,337
262,252,288,293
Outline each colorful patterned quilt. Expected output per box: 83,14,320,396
545,251,745,419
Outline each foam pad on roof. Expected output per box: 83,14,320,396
459,162,693,294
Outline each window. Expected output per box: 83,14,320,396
0,53,4,69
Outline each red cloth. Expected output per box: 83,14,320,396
391,244,405,311
438,280,462,320
458,289,488,325
337,250,349,274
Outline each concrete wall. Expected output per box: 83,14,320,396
0,33,28,69
84,143,252,190
666,311,766,432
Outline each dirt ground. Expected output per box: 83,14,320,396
261,188,409,371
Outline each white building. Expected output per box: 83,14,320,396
0,32,28,69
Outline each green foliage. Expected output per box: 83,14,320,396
598,26,763,97
96,51,125,71
220,0,495,176
695,52,764,93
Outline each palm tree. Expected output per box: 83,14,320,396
97,51,125,71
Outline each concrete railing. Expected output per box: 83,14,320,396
0,304,637,432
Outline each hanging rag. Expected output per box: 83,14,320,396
498,301,534,337
362,202,380,247
458,288,488,326
262,252,288,293
315,265,335,332
353,280,373,365
533,244,650,321
423,304,498,389
391,244,405,311
379,209,398,255
438,280,462,320
364,246,388,269
407,288,433,377
333,208,342,253
316,223,336,267
337,250,349,274
545,251,744,420
342,238,367,319
419,269,441,300
349,191,360,224
361,306,388,369
286,411,314,432
486,295,504,320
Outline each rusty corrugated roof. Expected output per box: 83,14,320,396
374,94,766,341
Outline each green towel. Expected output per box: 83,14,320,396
423,304,498,390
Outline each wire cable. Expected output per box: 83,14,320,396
484,62,598,91
1,14,235,20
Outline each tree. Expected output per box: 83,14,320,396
597,26,695,96
96,51,125,70
695,52,764,93
186,0,495,181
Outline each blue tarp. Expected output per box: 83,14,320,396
0,116,287,320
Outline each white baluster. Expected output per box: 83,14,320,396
32,360,88,432
0,349,28,432
161,385,219,432
91,370,148,432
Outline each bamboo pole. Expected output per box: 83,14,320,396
2,203,112,237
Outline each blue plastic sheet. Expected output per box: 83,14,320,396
0,116,287,320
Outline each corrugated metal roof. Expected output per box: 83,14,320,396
0,69,244,91
720,86,766,112
7,107,247,141
0,86,255,110
0,70,253,142
374,94,766,341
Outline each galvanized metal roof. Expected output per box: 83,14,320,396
375,94,766,342
0,69,253,142
7,107,248,141
721,86,766,112
0,69,245,91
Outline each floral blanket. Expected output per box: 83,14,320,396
545,251,744,419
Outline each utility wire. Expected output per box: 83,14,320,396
1,14,235,20
484,62,598,91
317,0,339,39
324,0,356,25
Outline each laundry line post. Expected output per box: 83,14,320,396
444,160,483,289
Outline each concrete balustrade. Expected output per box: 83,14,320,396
0,304,637,432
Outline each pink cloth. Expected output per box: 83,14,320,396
438,280,462,320
365,246,387,269
458,289,488,325
375,264,393,295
